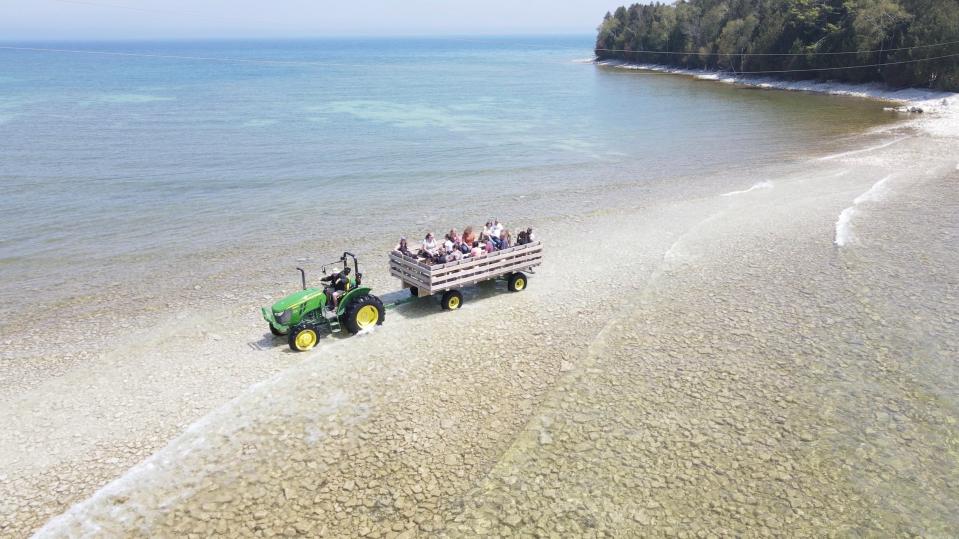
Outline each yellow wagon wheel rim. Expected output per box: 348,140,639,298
448,295,461,309
356,305,379,328
295,329,318,350
514,278,526,290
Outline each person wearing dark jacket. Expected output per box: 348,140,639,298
321,267,352,310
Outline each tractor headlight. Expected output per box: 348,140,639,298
275,309,292,325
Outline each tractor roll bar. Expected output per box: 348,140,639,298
341,252,361,284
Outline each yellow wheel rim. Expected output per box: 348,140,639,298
356,305,379,328
294,329,318,350
448,296,461,309
514,278,525,291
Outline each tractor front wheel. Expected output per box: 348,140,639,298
508,272,527,292
441,290,463,310
270,324,287,337
343,294,385,335
288,323,321,352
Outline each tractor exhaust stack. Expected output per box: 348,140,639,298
296,267,306,290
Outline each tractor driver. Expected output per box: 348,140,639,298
321,266,353,311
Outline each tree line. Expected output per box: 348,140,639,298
595,0,959,90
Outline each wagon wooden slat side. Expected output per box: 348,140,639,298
389,241,543,302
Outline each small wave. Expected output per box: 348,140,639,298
818,137,908,161
720,181,772,197
834,174,893,247
242,119,278,128
571,57,597,64
853,174,892,205
662,242,681,263
96,94,175,104
834,206,857,247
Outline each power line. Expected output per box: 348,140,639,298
736,52,959,73
598,52,959,75
595,39,959,57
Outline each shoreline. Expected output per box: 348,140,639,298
593,58,958,127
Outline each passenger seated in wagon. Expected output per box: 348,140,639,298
393,237,415,258
418,232,439,260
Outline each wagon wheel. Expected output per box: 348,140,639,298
441,290,463,310
508,272,527,292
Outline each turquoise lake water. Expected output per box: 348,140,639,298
0,36,895,319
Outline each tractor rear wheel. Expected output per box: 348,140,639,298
441,290,463,310
343,294,385,335
508,272,528,292
288,323,321,352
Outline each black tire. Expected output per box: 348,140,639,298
409,286,418,297
288,323,321,352
343,294,385,335
441,289,463,310
508,272,528,292
269,324,287,336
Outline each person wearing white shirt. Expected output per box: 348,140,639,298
419,232,438,258
491,220,504,239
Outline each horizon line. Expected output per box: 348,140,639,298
0,31,595,44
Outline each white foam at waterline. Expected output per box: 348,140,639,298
853,174,892,204
355,325,377,336
834,174,894,247
818,137,909,161
720,181,772,197
662,242,681,263
834,206,857,246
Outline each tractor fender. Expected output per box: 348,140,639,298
336,286,372,316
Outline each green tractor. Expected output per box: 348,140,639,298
262,252,385,352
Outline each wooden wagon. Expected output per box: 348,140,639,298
388,241,544,309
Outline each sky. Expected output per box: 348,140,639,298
3,0,621,40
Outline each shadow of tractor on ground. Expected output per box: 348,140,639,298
254,279,511,353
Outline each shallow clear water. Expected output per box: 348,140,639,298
4,37,958,539
0,36,895,323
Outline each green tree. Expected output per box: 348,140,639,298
594,0,959,90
